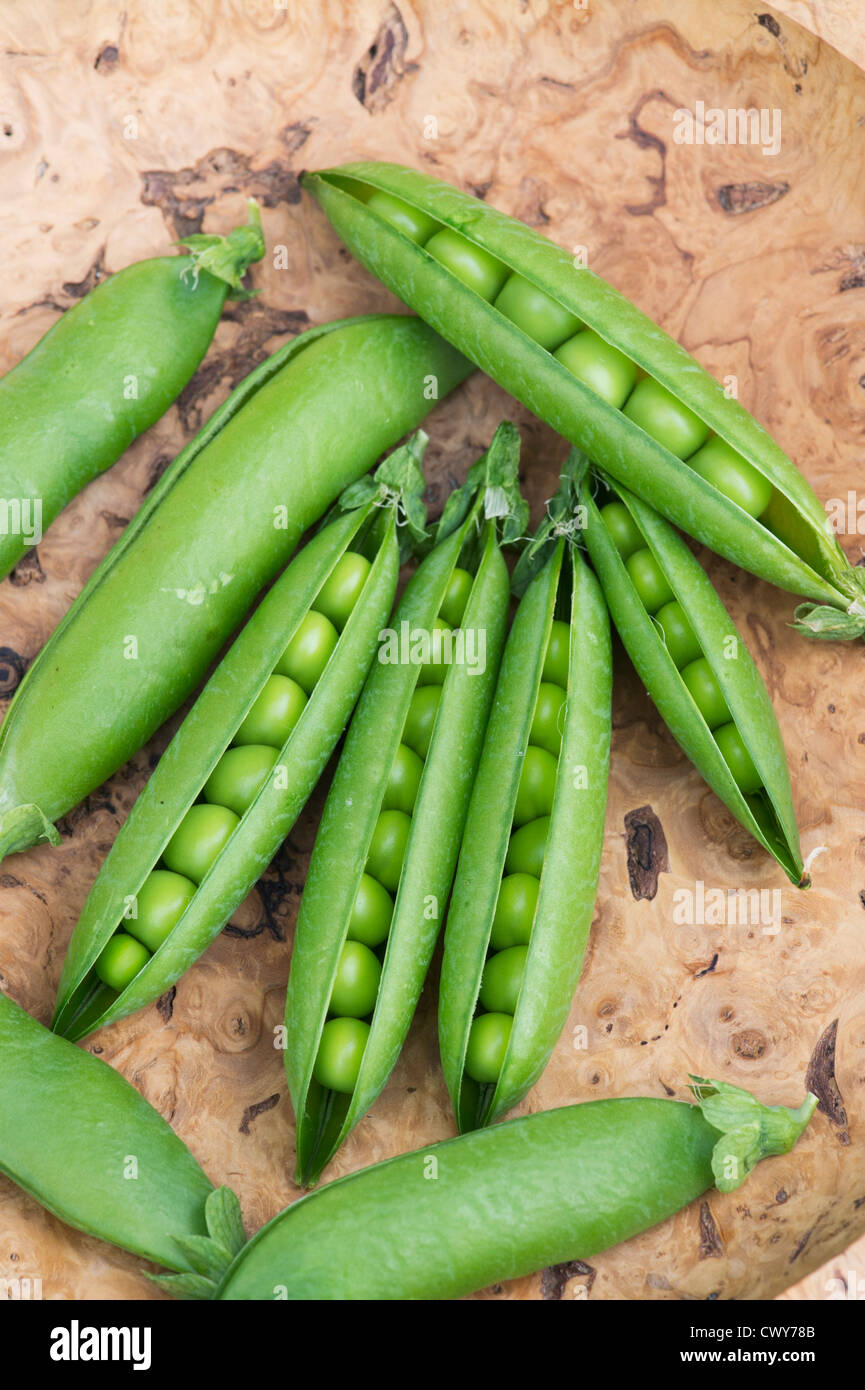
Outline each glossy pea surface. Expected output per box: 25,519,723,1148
203,744,278,817
464,1013,512,1084
94,932,149,992
276,611,339,693
313,1018,371,1094
554,330,637,407
689,436,773,518
439,567,473,627
366,189,438,244
529,682,566,758
425,228,507,301
366,810,412,893
541,621,570,689
125,870,196,953
599,501,643,561
403,685,441,760
626,548,675,614
329,941,382,1018
315,551,371,630
233,674,307,748
489,873,539,950
479,946,528,1015
494,273,581,351
513,746,558,827
346,874,394,948
163,803,239,884
382,743,424,815
715,722,762,794
623,378,710,459
505,816,550,878
680,657,731,731
417,619,453,685
655,601,702,669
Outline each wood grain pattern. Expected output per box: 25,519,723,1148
1,0,864,1301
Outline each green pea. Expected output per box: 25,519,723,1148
464,1012,512,1084
489,873,539,950
599,501,643,561
494,273,581,351
425,228,507,301
714,722,762,795
680,657,731,731
688,436,773,519
366,189,438,245
382,742,424,815
203,744,278,817
124,869,196,954
439,566,473,627
541,620,570,689
234,674,307,748
623,378,710,459
313,1018,371,1094
314,551,372,631
163,803,239,884
329,941,381,1018
275,610,339,693
655,600,703,670
504,816,550,877
479,945,528,1015
402,685,441,760
529,681,566,758
346,873,394,949
513,746,558,828
417,619,453,686
94,932,150,992
554,329,637,408
366,809,412,894
625,547,675,614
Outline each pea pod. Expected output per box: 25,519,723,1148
0,988,245,1290
439,509,611,1131
216,1078,815,1300
575,456,804,884
0,314,470,863
305,161,865,640
284,423,524,1186
51,440,429,1041
0,203,265,580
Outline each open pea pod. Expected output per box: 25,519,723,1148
0,989,244,1292
305,162,865,640
578,460,804,885
439,527,611,1131
0,312,470,863
51,440,430,1042
285,423,523,1186
216,1078,815,1300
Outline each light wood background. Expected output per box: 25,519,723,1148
0,0,863,1301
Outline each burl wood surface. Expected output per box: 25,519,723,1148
1,1,863,1302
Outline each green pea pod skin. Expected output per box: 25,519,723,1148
440,542,611,1130
217,1099,710,1299
0,990,214,1273
0,209,266,581
0,314,470,862
306,163,865,622
286,520,509,1187
52,504,401,1041
580,477,804,885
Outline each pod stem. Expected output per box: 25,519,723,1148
0,801,61,859
790,600,865,642
148,1187,246,1301
177,200,265,297
320,428,430,561
690,1076,817,1193
436,420,529,549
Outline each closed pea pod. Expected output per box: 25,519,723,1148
577,458,805,884
285,423,523,1186
439,478,611,1131
216,1078,815,1301
0,989,245,1291
52,438,429,1041
305,161,865,640
0,205,265,581
0,313,470,863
